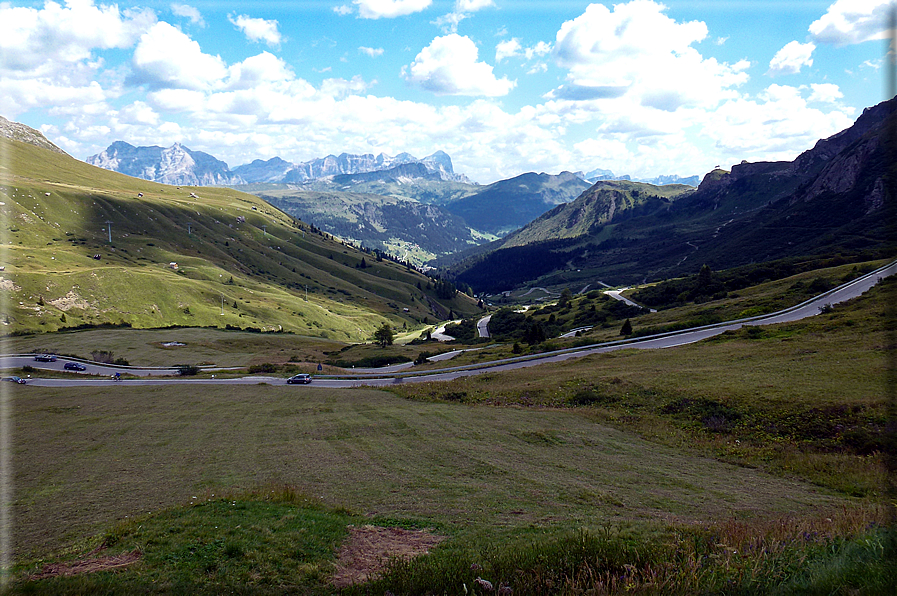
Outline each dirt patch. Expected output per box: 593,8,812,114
331,525,444,588
29,550,141,580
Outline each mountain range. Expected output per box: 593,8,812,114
448,96,895,291
86,143,471,186
0,127,478,338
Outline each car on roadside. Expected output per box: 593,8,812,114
34,354,57,362
64,362,87,371
3,376,25,384
286,373,312,384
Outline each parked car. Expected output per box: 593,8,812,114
64,362,87,371
286,373,312,384
34,354,57,362
3,376,25,384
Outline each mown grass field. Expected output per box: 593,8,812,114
7,263,895,594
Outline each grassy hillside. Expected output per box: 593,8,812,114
502,180,692,247
0,137,479,340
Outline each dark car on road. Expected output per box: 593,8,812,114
64,362,87,371
3,376,25,384
34,354,57,362
286,373,312,384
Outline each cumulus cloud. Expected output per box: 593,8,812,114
496,39,551,63
0,0,156,73
809,0,892,45
552,0,747,113
130,21,228,90
768,41,816,76
359,46,385,57
403,34,515,96
171,3,204,27
808,83,844,103
353,0,432,19
701,85,855,160
495,39,522,62
228,14,282,47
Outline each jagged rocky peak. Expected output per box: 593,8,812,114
86,141,243,186
86,140,471,185
0,116,68,154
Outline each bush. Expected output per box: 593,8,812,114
176,365,200,376
248,363,278,373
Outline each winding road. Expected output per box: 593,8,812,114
7,260,895,389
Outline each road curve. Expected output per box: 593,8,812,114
477,315,492,338
11,260,896,388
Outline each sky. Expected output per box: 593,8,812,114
0,0,893,184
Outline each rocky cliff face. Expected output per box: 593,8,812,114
86,141,244,186
87,142,467,185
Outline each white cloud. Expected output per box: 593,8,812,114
552,1,747,113
359,46,385,57
701,84,855,160
495,39,522,63
131,21,228,90
0,0,156,73
433,11,467,34
809,0,892,45
228,14,282,47
496,39,551,63
226,52,296,89
119,100,160,125
353,0,432,19
768,41,816,76
171,4,204,27
403,34,515,96
808,83,844,103
455,0,494,11
333,5,353,16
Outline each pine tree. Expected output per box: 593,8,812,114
374,322,394,347
620,318,633,336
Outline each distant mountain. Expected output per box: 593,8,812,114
330,162,442,185
581,167,699,187
258,188,487,264
501,180,693,248
87,142,471,186
448,96,896,291
441,171,592,235
0,115,67,154
86,141,244,186
231,157,294,184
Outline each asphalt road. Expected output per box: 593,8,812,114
8,259,895,388
477,314,492,338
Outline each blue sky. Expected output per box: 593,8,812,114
0,0,891,183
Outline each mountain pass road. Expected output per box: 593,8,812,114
10,260,895,388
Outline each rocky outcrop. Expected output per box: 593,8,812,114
0,116,67,154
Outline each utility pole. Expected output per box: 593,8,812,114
220,294,224,315
104,221,113,243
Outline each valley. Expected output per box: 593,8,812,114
1,98,895,595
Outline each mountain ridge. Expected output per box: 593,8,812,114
447,96,896,291
86,142,471,186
